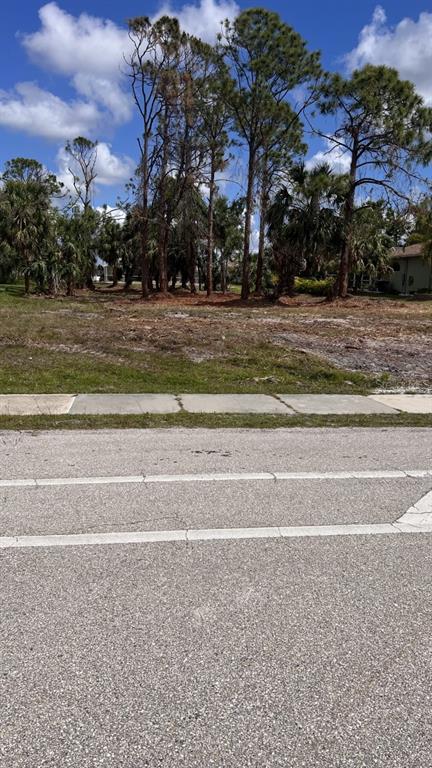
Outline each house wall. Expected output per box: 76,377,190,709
389,257,432,294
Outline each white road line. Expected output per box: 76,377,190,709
2,521,432,550
0,530,186,549
393,489,432,531
394,518,432,532
279,523,398,537
410,489,432,513
350,470,408,479
0,468,431,489
0,479,37,488
145,471,274,483
187,526,281,541
0,524,394,548
36,475,144,487
274,471,353,480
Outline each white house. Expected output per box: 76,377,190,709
389,243,432,295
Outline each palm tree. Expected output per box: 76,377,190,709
0,180,48,293
350,203,397,289
213,197,243,293
266,162,344,297
0,159,62,294
97,212,125,287
170,185,207,292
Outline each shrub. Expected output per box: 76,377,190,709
295,277,333,296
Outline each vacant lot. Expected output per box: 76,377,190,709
0,285,431,394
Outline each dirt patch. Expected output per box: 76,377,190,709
269,298,432,386
59,292,432,385
274,330,431,383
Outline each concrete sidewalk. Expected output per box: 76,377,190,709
0,392,431,415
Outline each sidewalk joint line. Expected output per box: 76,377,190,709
175,395,185,412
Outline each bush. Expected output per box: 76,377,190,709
295,277,333,296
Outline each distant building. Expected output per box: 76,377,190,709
94,259,114,283
389,243,432,295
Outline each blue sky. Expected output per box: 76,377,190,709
1,0,432,207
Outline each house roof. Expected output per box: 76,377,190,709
391,243,424,260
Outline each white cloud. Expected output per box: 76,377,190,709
72,74,131,125
0,82,101,140
153,0,239,43
57,142,135,193
96,205,127,224
346,5,432,104
4,1,239,143
23,2,127,78
22,2,132,122
306,139,351,174
94,143,135,186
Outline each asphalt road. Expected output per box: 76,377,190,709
2,426,432,477
1,428,432,767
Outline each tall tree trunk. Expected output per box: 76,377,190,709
338,138,358,298
111,264,118,287
48,270,56,296
141,143,150,299
338,216,354,296
24,273,30,295
304,192,320,277
241,147,255,300
255,154,268,294
124,262,133,291
221,252,227,294
188,240,197,294
158,221,169,294
286,272,296,297
206,159,216,297
85,274,95,291
157,108,170,295
182,74,196,295
198,258,204,291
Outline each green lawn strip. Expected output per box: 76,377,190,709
0,345,384,395
0,413,431,430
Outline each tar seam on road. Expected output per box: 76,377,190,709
0,468,432,489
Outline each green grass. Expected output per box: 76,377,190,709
0,412,431,430
0,344,381,394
